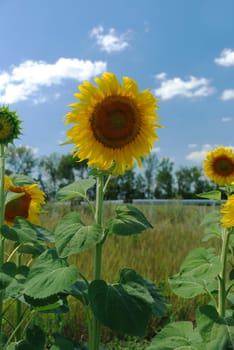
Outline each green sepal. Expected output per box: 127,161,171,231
197,190,221,201
107,204,153,236
4,191,25,205
55,212,103,258
10,174,36,186
55,178,95,201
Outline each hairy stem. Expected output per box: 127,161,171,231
218,227,232,317
90,174,104,350
0,145,6,344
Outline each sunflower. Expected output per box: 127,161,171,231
0,106,22,146
220,194,234,228
203,146,234,186
65,72,161,175
4,176,45,226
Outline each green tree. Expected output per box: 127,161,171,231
118,169,136,202
57,153,88,186
154,158,175,198
5,145,37,176
142,153,158,199
175,166,214,199
38,152,61,199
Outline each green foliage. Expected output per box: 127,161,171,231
147,305,234,350
88,268,167,337
107,205,153,236
89,279,152,336
23,249,78,299
146,321,203,349
169,248,220,298
197,190,221,200
55,212,103,258
55,178,95,202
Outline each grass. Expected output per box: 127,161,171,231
39,202,218,348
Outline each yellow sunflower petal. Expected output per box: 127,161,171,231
203,146,234,185
220,194,234,228
65,72,161,175
4,181,45,226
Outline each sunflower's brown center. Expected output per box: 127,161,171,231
214,156,234,176
91,96,141,148
5,188,31,224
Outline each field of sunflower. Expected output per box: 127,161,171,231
0,74,234,349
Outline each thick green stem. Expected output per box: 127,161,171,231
90,174,104,350
218,227,231,317
16,254,22,340
0,145,6,343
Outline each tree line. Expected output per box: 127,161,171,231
5,145,215,201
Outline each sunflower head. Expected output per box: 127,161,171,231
203,146,234,186
0,106,22,146
4,175,45,226
65,72,162,175
220,194,234,228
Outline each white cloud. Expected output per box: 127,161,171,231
221,89,234,101
0,58,107,104
214,48,234,67
186,144,213,163
221,117,233,122
186,144,234,163
90,25,130,53
154,73,215,100
152,147,160,153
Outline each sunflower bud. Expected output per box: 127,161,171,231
0,106,22,146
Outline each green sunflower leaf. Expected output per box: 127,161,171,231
55,212,103,258
1,218,54,244
55,178,95,201
196,305,231,349
119,268,168,317
196,190,221,201
89,279,152,336
23,248,78,299
107,204,153,236
1,218,38,243
146,321,203,350
169,248,220,298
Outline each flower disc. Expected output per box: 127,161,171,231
65,72,161,175
203,146,234,185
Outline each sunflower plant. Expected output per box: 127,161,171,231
147,146,234,350
8,72,168,350
0,107,58,349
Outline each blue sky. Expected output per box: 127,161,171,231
0,0,234,169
